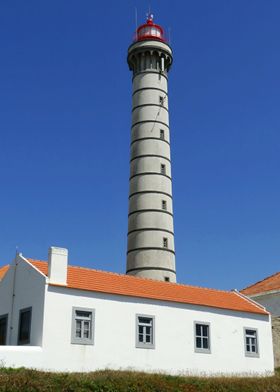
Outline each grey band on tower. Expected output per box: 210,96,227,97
126,15,176,283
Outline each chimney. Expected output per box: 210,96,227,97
48,247,68,285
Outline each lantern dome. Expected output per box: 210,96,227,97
135,13,166,43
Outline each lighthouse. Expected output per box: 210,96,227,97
126,14,176,283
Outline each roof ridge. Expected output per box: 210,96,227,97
27,258,232,294
242,270,280,292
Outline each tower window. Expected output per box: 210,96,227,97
164,277,170,282
159,96,164,105
160,164,166,175
160,129,165,140
162,200,167,210
163,237,168,248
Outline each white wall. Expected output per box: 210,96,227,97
0,266,14,343
0,261,274,374
0,255,46,346
0,347,43,368
36,286,273,374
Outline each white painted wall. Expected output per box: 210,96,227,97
0,255,46,346
0,266,14,343
0,347,43,369
41,286,275,374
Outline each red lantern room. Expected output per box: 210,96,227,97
135,13,166,43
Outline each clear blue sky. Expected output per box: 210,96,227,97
1,0,279,290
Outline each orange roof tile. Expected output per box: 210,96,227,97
27,258,267,315
241,271,280,296
0,265,9,280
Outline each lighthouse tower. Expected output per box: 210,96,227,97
126,14,176,283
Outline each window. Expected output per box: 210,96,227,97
163,237,168,248
136,314,155,348
160,129,165,140
71,307,94,345
164,277,170,282
159,95,164,105
0,314,8,345
160,164,166,175
161,200,167,210
18,307,32,345
194,322,210,353
244,328,259,357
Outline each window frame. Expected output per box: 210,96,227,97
161,200,167,210
160,129,165,140
136,314,155,349
160,164,166,175
0,314,8,346
163,237,168,248
194,321,211,354
18,307,32,345
71,307,95,345
244,327,259,358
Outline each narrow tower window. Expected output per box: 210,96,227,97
163,238,168,248
160,129,165,140
160,164,166,175
164,277,170,282
159,96,164,105
162,200,167,210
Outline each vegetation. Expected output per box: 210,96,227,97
0,368,280,392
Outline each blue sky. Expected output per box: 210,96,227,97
0,0,279,290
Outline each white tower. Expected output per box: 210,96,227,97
126,14,176,282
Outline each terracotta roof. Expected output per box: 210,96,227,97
0,265,9,280
27,258,267,315
241,271,280,296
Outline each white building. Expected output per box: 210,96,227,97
0,248,274,374
0,15,275,375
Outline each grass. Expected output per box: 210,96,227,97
0,368,280,392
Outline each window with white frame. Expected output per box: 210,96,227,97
136,314,155,349
71,307,95,345
244,328,259,357
194,322,210,353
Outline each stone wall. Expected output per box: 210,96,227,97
272,316,280,368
